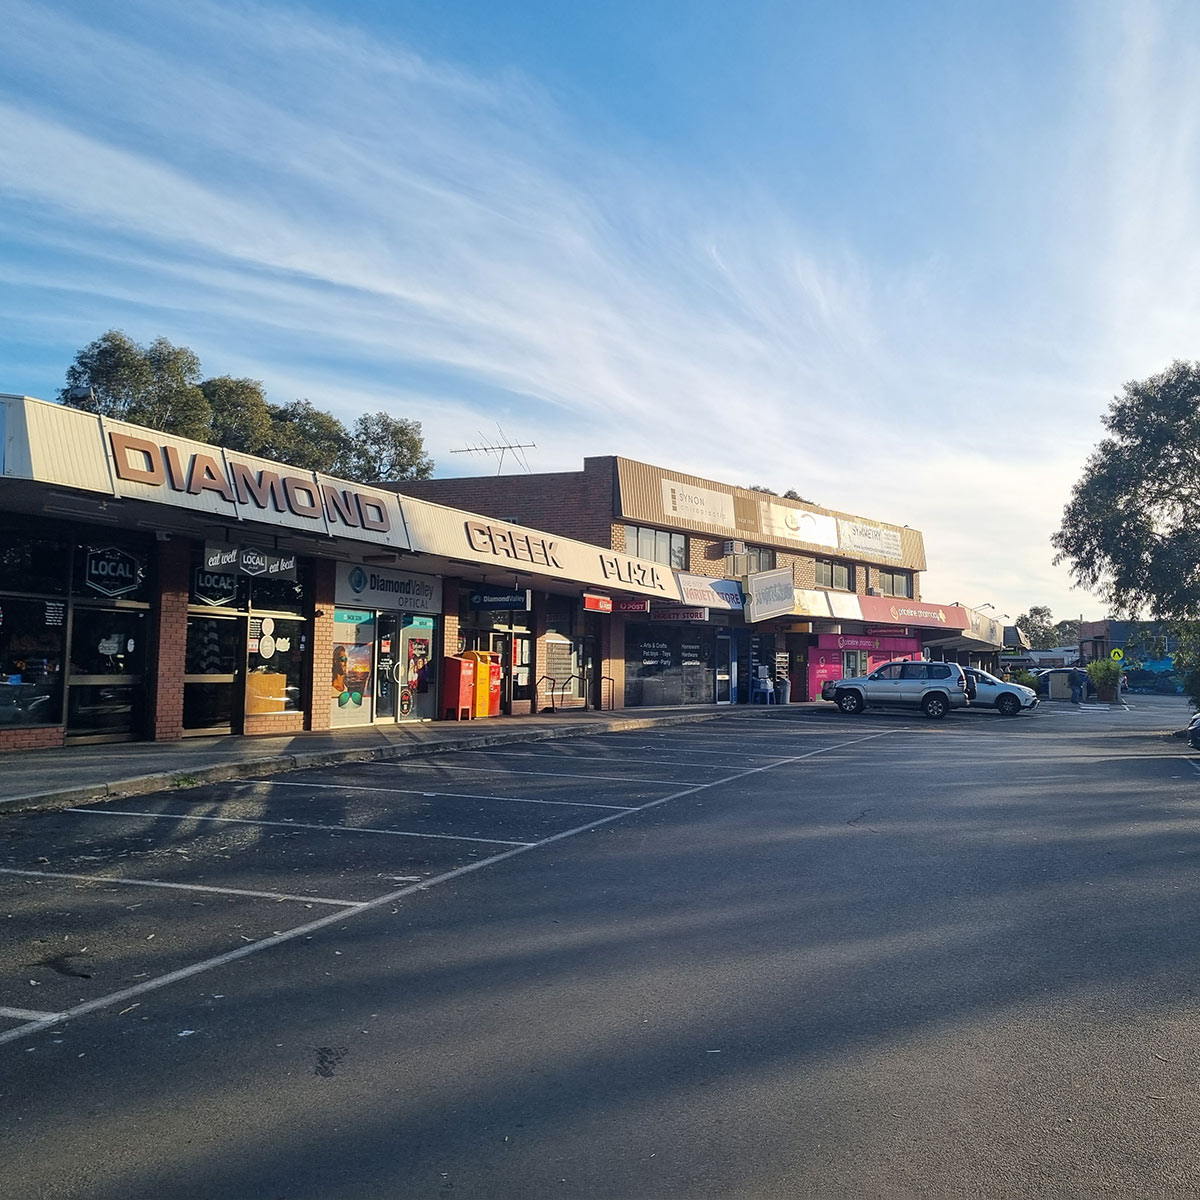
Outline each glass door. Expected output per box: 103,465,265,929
374,613,398,721
398,617,436,720
66,607,148,742
715,634,734,704
184,614,245,734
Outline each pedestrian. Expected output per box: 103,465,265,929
1070,664,1087,704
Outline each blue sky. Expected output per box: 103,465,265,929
2,0,1198,622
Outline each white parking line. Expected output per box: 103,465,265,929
422,764,740,784
1187,759,1200,776
0,867,366,907
64,808,534,847
242,779,635,811
0,1006,64,1022
461,750,765,770
0,729,892,1048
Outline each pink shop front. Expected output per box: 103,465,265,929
808,633,924,700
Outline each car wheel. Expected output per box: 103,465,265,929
996,693,1022,717
921,693,949,719
836,690,864,715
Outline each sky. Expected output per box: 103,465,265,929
3,0,1199,623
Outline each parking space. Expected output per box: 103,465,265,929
0,717,939,1045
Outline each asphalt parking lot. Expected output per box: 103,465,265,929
0,699,1160,1045
1,714,878,1042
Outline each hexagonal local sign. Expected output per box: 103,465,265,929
85,546,141,597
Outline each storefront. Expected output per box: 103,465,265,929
0,520,155,743
329,562,442,726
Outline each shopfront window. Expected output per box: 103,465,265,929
72,540,152,603
246,617,305,714
0,597,66,726
0,528,70,596
331,610,375,726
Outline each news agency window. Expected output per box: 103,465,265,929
815,559,854,591
877,569,913,598
624,525,687,569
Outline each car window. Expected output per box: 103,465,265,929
927,664,951,679
900,663,927,680
871,664,903,680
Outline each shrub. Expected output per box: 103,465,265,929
1010,669,1038,688
1086,659,1122,690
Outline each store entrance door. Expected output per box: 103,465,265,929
375,613,437,723
65,607,149,742
715,634,735,704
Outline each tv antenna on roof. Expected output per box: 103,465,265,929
450,424,535,475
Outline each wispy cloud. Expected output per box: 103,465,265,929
2,0,1199,617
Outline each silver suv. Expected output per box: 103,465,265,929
821,659,970,719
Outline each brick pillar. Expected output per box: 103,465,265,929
441,578,461,659
306,558,336,731
150,537,190,741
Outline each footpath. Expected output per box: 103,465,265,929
0,703,810,815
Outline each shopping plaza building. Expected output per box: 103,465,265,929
0,394,1007,750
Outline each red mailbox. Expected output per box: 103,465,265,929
441,656,475,721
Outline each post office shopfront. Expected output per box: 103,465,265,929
328,562,442,727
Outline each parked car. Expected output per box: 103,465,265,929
821,659,971,719
1187,712,1200,749
1033,668,1094,699
963,668,1038,716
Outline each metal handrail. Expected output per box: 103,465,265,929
555,674,582,708
535,675,557,712
600,675,616,710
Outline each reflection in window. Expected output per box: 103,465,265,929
0,597,66,726
625,525,686,569
815,559,854,591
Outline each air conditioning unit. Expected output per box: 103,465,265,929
723,539,746,555
867,587,881,596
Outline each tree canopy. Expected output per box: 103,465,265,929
60,330,434,483
1013,606,1080,650
1052,359,1200,619
60,330,211,439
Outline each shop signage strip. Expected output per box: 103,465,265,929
334,562,442,613
469,588,531,610
204,543,297,580
649,606,709,622
400,499,683,601
582,593,613,613
743,567,795,623
857,595,969,630
611,597,650,613
676,572,744,611
2,397,410,549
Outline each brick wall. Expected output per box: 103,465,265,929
150,537,190,741
391,458,618,549
306,558,336,732
0,724,64,752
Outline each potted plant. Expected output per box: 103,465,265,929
1086,658,1122,702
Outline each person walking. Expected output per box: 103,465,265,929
1070,664,1088,705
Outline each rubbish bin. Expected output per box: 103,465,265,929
776,677,792,704
463,650,501,718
